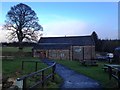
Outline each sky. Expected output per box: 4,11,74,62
0,1,118,42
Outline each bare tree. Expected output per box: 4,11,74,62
4,3,43,50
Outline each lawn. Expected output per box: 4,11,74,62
3,57,45,77
2,46,118,88
53,59,118,88
2,47,33,52
2,47,33,57
2,57,62,88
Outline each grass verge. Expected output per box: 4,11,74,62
2,57,62,88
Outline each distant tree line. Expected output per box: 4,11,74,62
96,39,120,53
92,31,120,53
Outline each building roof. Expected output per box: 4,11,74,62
34,35,95,50
34,44,70,50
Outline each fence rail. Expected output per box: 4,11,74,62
104,64,120,88
21,60,42,71
17,61,56,89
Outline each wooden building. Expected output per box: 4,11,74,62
33,35,95,61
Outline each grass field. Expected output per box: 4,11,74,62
2,47,33,52
53,59,118,88
2,57,62,88
1,46,118,88
3,57,45,77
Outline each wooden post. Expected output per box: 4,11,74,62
48,50,49,59
71,46,73,61
83,47,84,60
108,66,112,80
41,71,44,87
23,78,27,90
69,48,70,60
22,61,24,70
35,62,38,71
52,64,56,81
117,70,120,88
91,46,92,60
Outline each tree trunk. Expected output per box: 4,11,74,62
18,41,23,51
18,31,23,51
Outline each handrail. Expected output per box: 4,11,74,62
17,61,56,89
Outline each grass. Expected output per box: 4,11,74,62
2,47,33,52
2,46,118,88
3,57,40,76
2,57,62,88
53,59,118,88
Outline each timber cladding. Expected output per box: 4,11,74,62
72,46,95,61
48,50,69,60
33,49,70,60
72,46,83,61
33,35,95,61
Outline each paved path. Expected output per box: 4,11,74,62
42,59,102,89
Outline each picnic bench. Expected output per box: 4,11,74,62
102,67,108,72
104,64,120,88
81,60,98,66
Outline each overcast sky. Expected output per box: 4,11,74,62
0,1,118,42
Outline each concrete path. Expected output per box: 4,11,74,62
42,59,102,89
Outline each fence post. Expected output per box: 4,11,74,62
108,66,112,80
22,61,24,70
52,63,56,81
41,70,44,87
23,78,27,90
35,62,38,71
118,70,120,88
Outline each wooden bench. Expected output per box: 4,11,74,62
81,60,98,66
102,67,108,72
102,66,118,75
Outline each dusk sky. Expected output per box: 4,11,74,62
0,2,118,42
